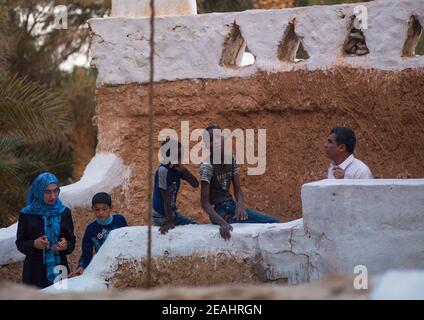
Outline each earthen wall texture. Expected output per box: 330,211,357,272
95,68,424,225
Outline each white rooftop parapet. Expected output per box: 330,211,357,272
369,270,424,300
43,220,306,293
90,0,424,86
41,178,424,292
0,224,24,266
111,0,197,18
59,153,130,209
301,179,424,279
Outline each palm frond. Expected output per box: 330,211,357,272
0,74,71,142
0,74,73,226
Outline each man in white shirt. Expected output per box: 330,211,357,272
324,127,373,179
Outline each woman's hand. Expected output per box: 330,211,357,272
53,238,68,252
69,266,85,278
34,236,50,250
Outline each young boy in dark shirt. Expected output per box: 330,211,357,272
70,192,127,276
152,140,199,234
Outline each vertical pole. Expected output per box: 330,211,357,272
146,0,155,289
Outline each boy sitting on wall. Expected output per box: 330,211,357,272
152,140,199,234
200,126,279,241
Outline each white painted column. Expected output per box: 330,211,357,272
111,0,197,17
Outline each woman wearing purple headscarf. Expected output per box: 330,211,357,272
16,172,76,289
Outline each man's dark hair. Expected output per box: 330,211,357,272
330,127,356,154
92,192,112,207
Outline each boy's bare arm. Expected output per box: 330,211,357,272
159,189,175,234
232,175,248,221
200,181,233,240
176,165,199,188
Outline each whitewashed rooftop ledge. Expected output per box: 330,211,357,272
369,270,424,300
0,223,25,266
111,0,197,18
301,179,424,279
43,178,424,293
59,153,130,209
43,220,306,293
89,0,424,86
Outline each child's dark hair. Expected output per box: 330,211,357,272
204,125,222,140
160,139,182,158
205,125,221,134
92,192,112,207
